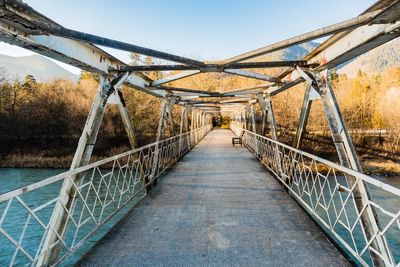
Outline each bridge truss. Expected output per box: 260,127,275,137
0,0,399,266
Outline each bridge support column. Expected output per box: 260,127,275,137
236,111,243,128
156,96,176,142
250,105,257,133
293,82,316,149
156,99,167,142
166,97,177,136
265,99,277,140
243,107,248,130
296,67,392,267
179,105,190,156
198,110,203,139
151,96,177,186
256,94,277,140
257,94,267,136
190,109,196,145
38,73,131,266
115,87,138,148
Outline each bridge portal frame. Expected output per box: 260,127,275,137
0,0,399,265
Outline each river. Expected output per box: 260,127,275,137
0,168,399,266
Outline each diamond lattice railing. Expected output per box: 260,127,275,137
0,125,211,266
231,125,400,267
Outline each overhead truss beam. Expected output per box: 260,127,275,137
0,0,205,67
221,8,390,65
114,60,315,72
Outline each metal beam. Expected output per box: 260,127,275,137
296,68,393,267
156,86,219,96
222,83,271,96
221,8,385,65
112,72,138,148
293,82,314,149
115,60,314,72
267,78,304,96
150,70,201,87
256,94,267,136
166,96,177,136
38,75,128,265
0,22,123,74
308,21,400,70
1,0,205,67
250,105,257,133
226,60,315,69
265,99,278,140
124,75,164,98
51,28,204,66
224,69,281,83
220,98,252,104
0,12,166,102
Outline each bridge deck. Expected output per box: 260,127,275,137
78,129,350,267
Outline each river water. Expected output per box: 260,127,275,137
0,168,144,266
0,168,399,266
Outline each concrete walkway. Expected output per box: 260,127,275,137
78,129,350,267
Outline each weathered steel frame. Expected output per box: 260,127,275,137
38,73,135,266
0,0,399,265
294,67,393,267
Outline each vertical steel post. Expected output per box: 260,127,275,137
156,99,167,142
179,105,190,156
116,89,137,148
293,82,314,149
238,110,242,129
179,107,186,136
250,105,257,133
166,96,176,137
296,67,392,266
265,98,278,140
256,93,267,136
185,106,191,149
151,97,171,184
178,106,186,156
243,107,247,130
190,108,197,145
38,75,127,266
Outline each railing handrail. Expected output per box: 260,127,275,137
231,124,400,266
231,126,400,195
0,126,209,202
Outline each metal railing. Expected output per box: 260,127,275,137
0,125,212,266
231,125,400,267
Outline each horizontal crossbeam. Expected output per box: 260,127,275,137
1,0,204,67
220,8,386,65
155,86,220,96
113,60,315,72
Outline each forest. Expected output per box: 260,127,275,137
0,55,400,172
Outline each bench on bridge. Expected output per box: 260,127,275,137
232,131,244,146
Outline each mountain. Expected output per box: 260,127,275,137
259,41,320,61
274,41,320,60
0,54,79,82
266,39,400,77
337,38,400,77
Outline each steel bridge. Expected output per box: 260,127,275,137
0,0,399,266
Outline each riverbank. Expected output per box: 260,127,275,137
0,146,130,169
1,154,400,176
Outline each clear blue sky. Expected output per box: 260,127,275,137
0,0,376,73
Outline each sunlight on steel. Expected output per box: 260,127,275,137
0,0,400,266
0,126,212,266
230,125,400,267
221,8,387,65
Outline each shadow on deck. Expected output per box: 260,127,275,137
78,129,350,267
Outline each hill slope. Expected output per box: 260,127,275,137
0,54,79,82
338,38,400,77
